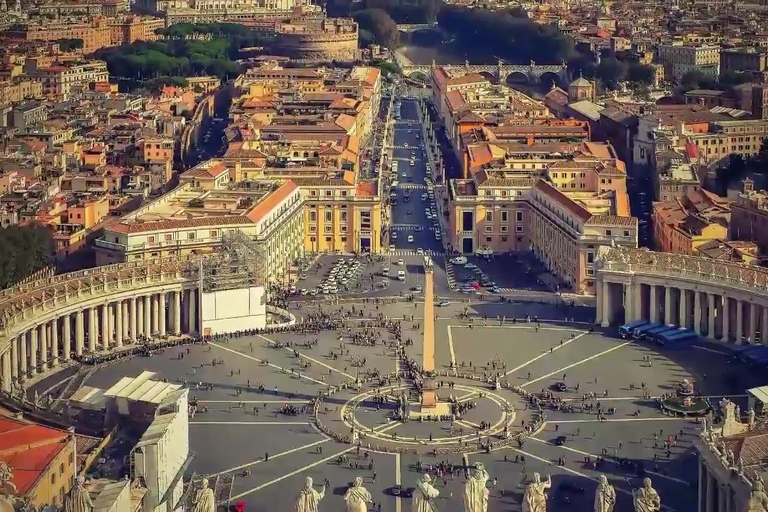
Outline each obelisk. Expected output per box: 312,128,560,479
421,256,437,409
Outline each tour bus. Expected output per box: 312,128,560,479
632,322,665,340
645,324,681,343
619,320,650,339
657,328,696,346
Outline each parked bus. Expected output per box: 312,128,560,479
632,322,665,340
619,320,650,339
642,324,679,342
657,328,696,346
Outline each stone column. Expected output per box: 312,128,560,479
88,308,97,352
151,294,159,334
736,300,744,344
144,295,152,337
122,301,129,341
75,310,84,356
189,288,197,333
762,306,768,345
130,297,137,342
173,291,181,334
595,277,603,325
159,292,167,336
1,351,10,392
63,314,71,362
19,333,28,379
115,300,123,348
750,302,758,344
39,323,47,369
101,304,110,349
679,288,688,328
650,285,658,323
723,297,730,342
29,328,37,374
625,283,635,323
601,280,611,328
50,318,59,367
707,294,716,339
665,286,673,324
9,339,18,383
694,291,702,335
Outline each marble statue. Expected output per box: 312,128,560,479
523,473,551,512
594,475,616,512
296,476,325,512
344,477,372,512
412,473,439,512
632,478,661,512
191,478,215,512
749,408,757,429
64,475,93,512
0,460,18,512
748,477,768,512
463,462,490,512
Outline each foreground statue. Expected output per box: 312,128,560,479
594,475,616,512
463,462,490,512
748,478,768,512
65,475,93,512
296,476,326,512
412,474,440,512
344,477,373,512
632,478,661,512
523,473,551,512
191,478,215,512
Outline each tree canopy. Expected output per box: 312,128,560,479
354,9,399,48
57,38,84,52
0,225,54,289
361,0,442,23
436,6,575,64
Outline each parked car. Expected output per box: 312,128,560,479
450,256,467,265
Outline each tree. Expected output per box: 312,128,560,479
57,38,84,52
354,9,399,48
626,63,655,85
680,70,715,92
595,57,626,90
0,225,54,289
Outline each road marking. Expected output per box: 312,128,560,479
510,448,676,511
454,325,586,332
190,421,309,425
395,453,402,512
522,342,631,388
41,373,75,397
230,422,401,500
256,333,355,380
197,400,310,404
527,436,690,486
447,325,456,367
209,342,329,387
206,438,330,477
505,332,588,377
455,419,481,430
547,417,686,424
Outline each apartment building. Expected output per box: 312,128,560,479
652,189,730,255
448,142,636,293
35,61,109,99
720,48,768,74
657,43,720,79
95,179,305,284
730,178,768,257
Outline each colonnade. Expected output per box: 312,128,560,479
1,288,200,391
597,278,768,344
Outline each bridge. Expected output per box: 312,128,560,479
401,60,570,85
396,22,438,33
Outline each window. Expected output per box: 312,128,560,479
486,236,492,242
624,230,630,237
516,211,523,222
310,190,317,196
325,237,332,242
485,190,492,196
485,226,493,233
324,226,332,233
187,232,195,240
60,463,64,475
51,473,56,484
324,211,332,223
148,236,155,244
341,225,347,232
485,211,492,222
210,230,218,238
309,211,317,222
516,226,523,233
325,190,332,196
501,211,508,222
340,211,347,222
606,229,612,236
587,252,594,264
341,190,348,197
462,211,473,231
501,236,508,242
309,226,317,233
165,234,173,241
360,210,372,230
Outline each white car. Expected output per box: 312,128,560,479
397,270,406,281
416,248,424,255
392,232,398,239
407,235,414,243
397,258,405,266
389,244,395,251
421,193,428,200
451,256,467,265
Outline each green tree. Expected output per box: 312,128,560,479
626,63,655,85
57,38,84,52
354,9,399,48
681,70,715,91
595,57,626,89
0,225,54,289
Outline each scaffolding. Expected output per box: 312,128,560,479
199,231,266,294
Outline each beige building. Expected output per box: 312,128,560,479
658,43,720,79
34,61,109,99
95,177,305,285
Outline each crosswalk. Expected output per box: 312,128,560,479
388,249,444,256
391,224,437,231
446,260,458,290
397,183,428,190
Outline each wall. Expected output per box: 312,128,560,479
200,286,266,335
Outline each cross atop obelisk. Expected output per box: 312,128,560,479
421,256,437,409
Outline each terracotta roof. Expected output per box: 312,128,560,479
447,73,487,87
432,67,450,89
356,180,377,197
246,180,298,223
0,416,71,495
535,180,591,222
724,431,768,468
363,67,380,86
